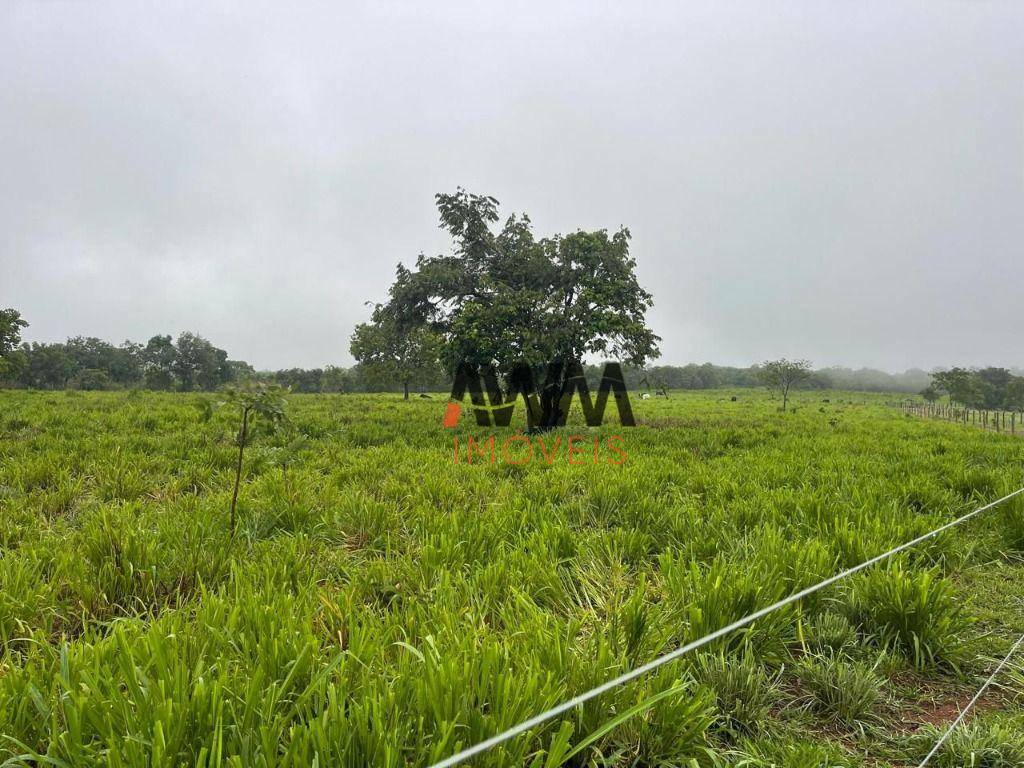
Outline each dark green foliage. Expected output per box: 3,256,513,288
10,331,234,391
169,332,231,391
932,366,1024,410
374,189,660,424
350,319,442,399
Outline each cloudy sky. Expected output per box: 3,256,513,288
2,2,1021,371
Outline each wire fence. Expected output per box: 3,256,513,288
901,401,1024,436
916,631,1024,767
428,486,1024,768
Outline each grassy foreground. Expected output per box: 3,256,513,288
1,389,1024,766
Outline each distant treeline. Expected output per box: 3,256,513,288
627,364,933,394
7,333,249,391
0,308,998,396
0,331,937,395
925,367,1024,411
262,363,936,395
262,365,449,394
0,330,445,393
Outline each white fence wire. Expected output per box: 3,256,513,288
429,486,1024,768
916,631,1024,767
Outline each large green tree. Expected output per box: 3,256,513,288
931,367,1024,410
63,336,142,386
377,189,659,424
976,367,1014,409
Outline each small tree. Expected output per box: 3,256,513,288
760,358,812,411
222,382,288,536
350,318,441,399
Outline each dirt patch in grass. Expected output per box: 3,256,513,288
888,678,1008,735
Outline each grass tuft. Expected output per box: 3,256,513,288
846,565,969,669
796,652,882,730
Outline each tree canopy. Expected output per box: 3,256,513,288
350,319,442,399
759,358,813,411
932,367,1024,410
171,332,231,391
381,190,660,373
372,190,660,423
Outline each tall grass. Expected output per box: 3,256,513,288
846,565,969,669
0,388,1022,765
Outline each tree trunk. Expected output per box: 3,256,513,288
403,381,410,400
229,406,249,537
537,386,561,430
533,359,573,431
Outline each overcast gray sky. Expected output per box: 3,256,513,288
2,2,1021,371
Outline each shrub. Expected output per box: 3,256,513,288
846,565,969,669
731,737,853,767
998,495,1024,554
662,555,793,657
796,653,882,730
806,612,858,655
692,651,779,739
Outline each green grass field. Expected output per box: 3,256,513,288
2,389,1024,767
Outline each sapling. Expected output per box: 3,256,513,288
222,382,288,536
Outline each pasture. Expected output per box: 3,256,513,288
1,389,1024,766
